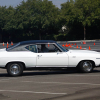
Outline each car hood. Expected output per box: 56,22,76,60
69,50,99,54
0,48,6,52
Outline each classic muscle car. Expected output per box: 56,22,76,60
0,40,100,76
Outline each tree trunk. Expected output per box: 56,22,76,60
39,32,41,40
84,26,86,40
0,34,2,42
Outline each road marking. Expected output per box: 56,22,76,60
65,75,100,77
0,90,67,95
22,81,100,86
39,82,100,86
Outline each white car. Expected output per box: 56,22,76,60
0,40,100,76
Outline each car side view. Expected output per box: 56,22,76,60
0,40,100,76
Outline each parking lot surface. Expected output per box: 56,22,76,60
0,41,100,100
0,68,100,100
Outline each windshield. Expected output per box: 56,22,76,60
56,43,68,52
6,42,20,51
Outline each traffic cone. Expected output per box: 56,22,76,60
94,43,95,45
7,45,8,48
83,41,86,44
70,45,72,48
65,44,68,47
11,41,13,45
62,44,64,47
80,46,82,49
67,44,70,47
7,42,9,46
74,43,76,45
76,45,78,48
89,46,91,50
3,42,4,46
48,44,49,47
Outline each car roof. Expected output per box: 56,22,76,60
19,40,56,45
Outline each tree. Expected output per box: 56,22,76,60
0,6,7,42
61,0,100,40
15,0,61,40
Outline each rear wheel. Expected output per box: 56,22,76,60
7,63,23,76
79,61,93,73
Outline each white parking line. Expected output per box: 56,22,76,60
0,90,67,95
66,75,100,76
39,82,100,86
22,81,100,86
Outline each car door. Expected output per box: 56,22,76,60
36,44,69,67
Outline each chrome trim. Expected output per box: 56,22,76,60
36,65,68,67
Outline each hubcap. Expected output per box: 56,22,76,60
10,64,20,75
83,61,92,72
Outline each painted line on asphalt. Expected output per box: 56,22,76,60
65,75,100,76
39,82,100,86
0,78,17,81
21,81,100,86
0,90,67,95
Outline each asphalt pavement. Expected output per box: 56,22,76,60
0,41,100,100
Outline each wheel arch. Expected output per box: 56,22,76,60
76,60,95,68
5,61,26,70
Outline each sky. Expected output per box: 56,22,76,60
0,0,68,8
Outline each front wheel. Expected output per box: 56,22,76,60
7,63,23,76
79,61,93,73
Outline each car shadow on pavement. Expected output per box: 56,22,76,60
0,69,100,77
22,69,100,76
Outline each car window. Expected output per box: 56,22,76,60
25,45,37,53
37,44,61,53
7,45,28,51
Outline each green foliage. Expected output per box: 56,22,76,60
14,0,61,40
0,0,100,42
61,0,100,40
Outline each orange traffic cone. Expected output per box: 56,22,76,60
7,45,8,48
80,46,82,49
94,43,95,45
83,41,86,44
11,41,13,45
7,42,9,46
89,46,91,50
65,44,68,47
62,44,64,47
70,45,72,48
76,45,78,48
67,44,70,47
74,43,76,45
3,42,4,46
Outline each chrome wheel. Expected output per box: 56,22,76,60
10,64,20,75
83,61,92,72
79,61,93,73
7,63,23,76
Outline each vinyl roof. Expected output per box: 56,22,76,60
20,40,56,45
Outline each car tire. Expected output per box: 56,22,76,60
79,61,93,73
7,63,23,76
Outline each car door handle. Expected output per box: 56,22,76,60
57,52,62,54
37,55,42,57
